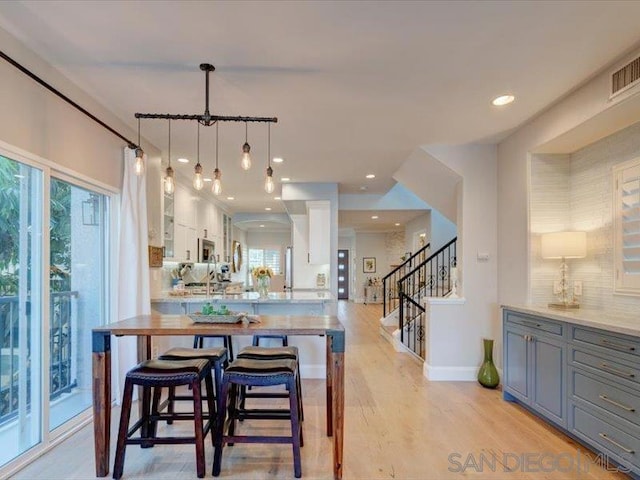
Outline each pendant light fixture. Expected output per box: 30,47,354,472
193,122,204,190
134,117,145,175
212,122,222,195
134,63,277,196
264,123,275,194
164,119,175,194
241,122,252,170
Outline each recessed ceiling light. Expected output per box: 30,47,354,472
360,186,367,191
491,94,515,106
259,224,265,228
395,223,401,226
273,157,284,163
281,177,290,182
226,196,234,200
274,196,281,200
177,157,189,163
366,174,375,179
203,178,212,182
371,215,379,220
265,207,272,211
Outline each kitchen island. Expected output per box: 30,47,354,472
151,290,336,377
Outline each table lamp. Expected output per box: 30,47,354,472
541,231,586,309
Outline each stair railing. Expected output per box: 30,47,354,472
382,242,430,318
397,237,457,358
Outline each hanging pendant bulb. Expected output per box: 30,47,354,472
134,148,145,175
193,123,204,190
134,118,145,175
264,123,274,193
264,165,274,193
165,166,175,194
164,119,174,194
212,168,222,195
241,122,252,170
212,122,222,195
193,163,204,190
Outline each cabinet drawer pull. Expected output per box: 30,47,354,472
598,433,635,454
599,395,636,412
600,339,636,352
522,320,542,328
600,363,636,378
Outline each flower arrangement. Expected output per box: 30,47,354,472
252,266,274,279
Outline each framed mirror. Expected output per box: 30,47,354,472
232,240,242,272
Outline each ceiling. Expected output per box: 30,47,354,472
2,1,640,227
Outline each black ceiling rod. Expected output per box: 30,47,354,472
0,49,138,149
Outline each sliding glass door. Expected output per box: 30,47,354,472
49,178,109,430
0,152,112,469
0,155,43,465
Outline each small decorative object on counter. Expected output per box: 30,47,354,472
252,266,273,298
477,338,500,389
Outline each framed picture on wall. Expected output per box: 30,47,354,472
363,257,376,273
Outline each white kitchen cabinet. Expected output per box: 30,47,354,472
307,201,330,264
174,222,197,262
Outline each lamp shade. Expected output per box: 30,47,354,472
541,231,587,259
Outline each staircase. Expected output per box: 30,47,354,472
382,238,457,359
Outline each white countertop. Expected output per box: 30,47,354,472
502,304,640,337
152,290,335,304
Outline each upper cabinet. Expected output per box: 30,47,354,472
163,190,175,258
163,183,197,261
307,200,330,264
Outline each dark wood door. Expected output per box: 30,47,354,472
337,249,349,299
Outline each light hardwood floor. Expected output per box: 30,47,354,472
12,301,628,479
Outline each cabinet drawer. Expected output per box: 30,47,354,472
571,369,640,427
571,404,640,471
505,312,563,337
572,326,640,359
572,348,640,389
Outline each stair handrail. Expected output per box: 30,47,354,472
382,242,430,317
398,237,457,285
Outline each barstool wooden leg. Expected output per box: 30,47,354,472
212,380,230,477
192,378,205,478
113,380,134,479
140,386,153,448
289,377,302,478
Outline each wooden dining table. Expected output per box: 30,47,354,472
92,313,345,479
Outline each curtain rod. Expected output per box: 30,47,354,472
0,50,138,149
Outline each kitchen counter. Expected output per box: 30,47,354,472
151,290,337,377
502,304,640,337
152,290,334,304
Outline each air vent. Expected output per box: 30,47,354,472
611,55,640,98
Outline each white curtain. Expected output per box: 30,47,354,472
114,147,151,399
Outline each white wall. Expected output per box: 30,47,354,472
354,232,388,301
0,25,161,189
405,212,430,255
396,144,498,377
497,45,640,307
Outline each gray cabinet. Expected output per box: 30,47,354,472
503,311,566,427
503,307,640,478
568,325,640,475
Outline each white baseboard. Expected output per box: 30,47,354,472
423,363,477,381
300,365,326,379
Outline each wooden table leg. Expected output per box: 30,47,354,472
328,330,345,480
326,336,333,437
92,332,111,477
